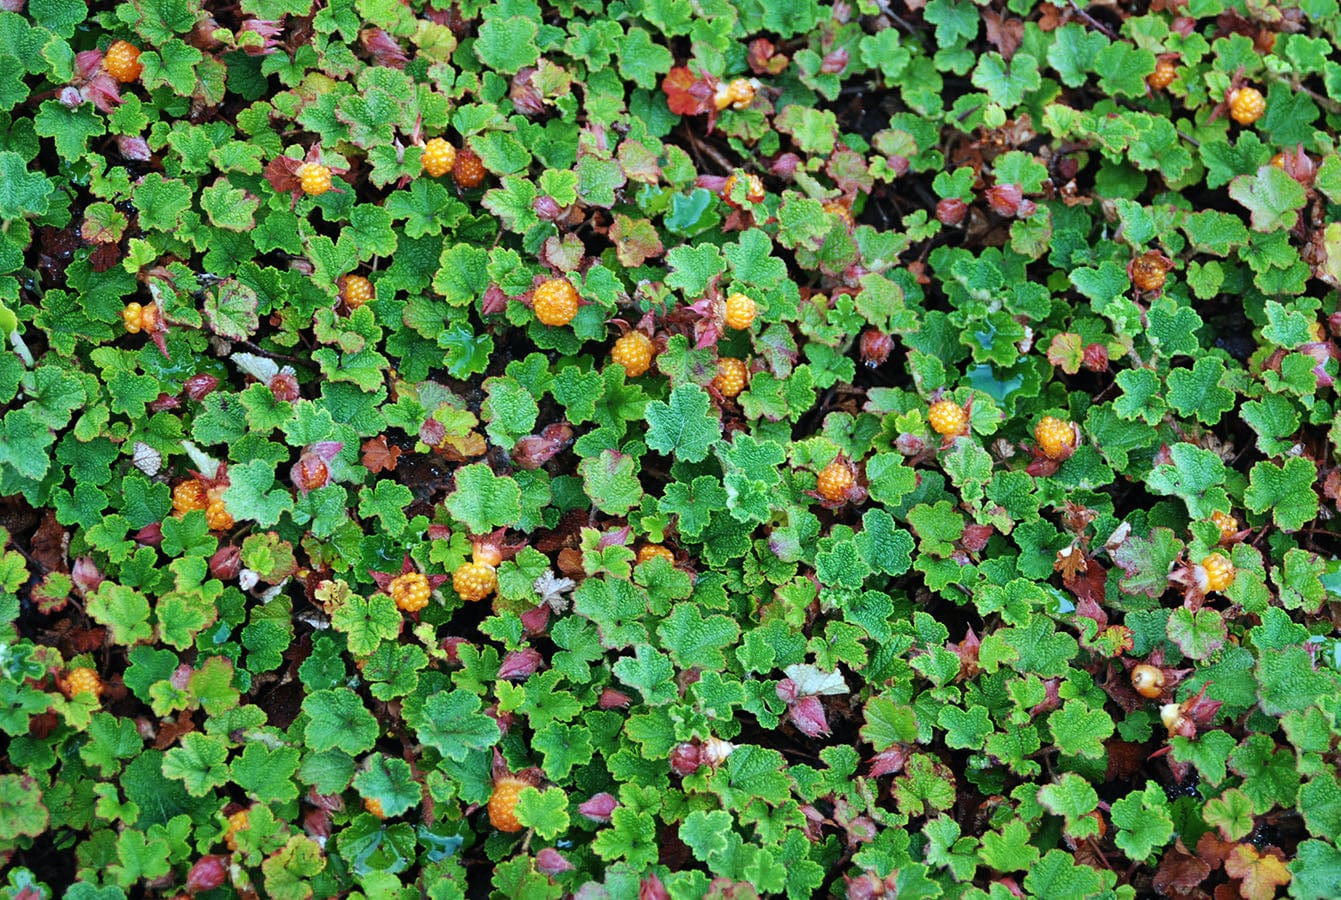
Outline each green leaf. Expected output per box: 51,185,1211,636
223,459,295,528
0,151,52,222
516,786,570,840
474,15,539,74
612,645,677,705
444,462,523,534
1244,457,1319,532
657,603,739,670
1229,165,1309,232
352,753,419,818
1166,357,1236,425
87,581,154,646
330,591,401,657
971,51,1041,108
1167,607,1227,660
302,688,378,755
1047,701,1113,760
410,690,500,762
645,384,722,463
578,449,643,516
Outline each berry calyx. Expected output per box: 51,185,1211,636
122,302,143,334
340,274,373,310
1228,87,1265,126
297,162,332,196
1130,664,1165,699
453,147,486,189
611,331,655,377
723,293,756,330
224,809,249,852
453,562,497,603
103,40,143,84
172,479,208,515
637,544,675,566
1147,60,1176,91
64,666,103,699
421,137,457,178
928,399,969,437
713,357,748,398
488,776,527,832
1211,510,1239,544
816,456,857,503
389,571,431,613
533,278,580,327
1035,416,1078,460
1197,553,1235,593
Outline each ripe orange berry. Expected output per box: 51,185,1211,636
122,302,143,334
1130,664,1165,699
928,399,968,437
723,172,765,205
297,162,332,196
533,278,580,327
816,457,857,503
341,274,373,309
611,331,655,377
1130,251,1170,292
637,544,675,565
421,137,457,178
224,809,250,852
453,562,497,603
1271,152,1286,168
1229,87,1265,126
139,303,160,333
724,293,756,330
364,797,386,819
389,572,431,613
64,667,103,700
172,480,208,514
1147,60,1176,91
1035,416,1078,460
1198,553,1235,593
103,40,143,84
713,357,748,398
205,498,233,532
1211,511,1239,544
488,777,527,832
453,147,486,189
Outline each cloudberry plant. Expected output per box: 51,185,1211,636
453,147,486,188
453,562,497,603
928,399,968,437
1130,664,1165,699
1197,553,1235,593
637,544,675,565
172,480,207,515
724,293,756,330
1035,416,1078,460
1228,87,1265,125
389,572,431,613
341,274,373,309
611,331,655,377
1147,60,1176,90
102,40,143,83
64,667,103,699
533,278,580,327
713,357,748,398
816,456,858,503
297,162,332,196
224,809,249,852
488,777,527,832
421,137,456,178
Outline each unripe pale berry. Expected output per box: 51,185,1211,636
1130,664,1165,699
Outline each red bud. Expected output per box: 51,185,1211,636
186,855,228,893
986,184,1022,217
936,198,967,226
183,374,219,401
669,742,701,776
209,545,241,580
859,329,893,368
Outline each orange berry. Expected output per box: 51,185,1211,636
1130,251,1170,292
533,278,580,327
103,40,143,84
724,293,756,330
727,78,756,107
297,162,332,196
389,572,431,613
421,137,457,178
122,302,143,334
1198,553,1235,593
1229,87,1265,126
364,797,386,819
453,147,486,188
611,331,655,377
1211,511,1239,544
172,480,208,514
205,498,233,532
823,201,854,227
713,357,748,398
139,303,160,333
1130,664,1165,699
637,544,675,565
1271,152,1286,168
64,667,103,700
723,172,765,205
452,562,497,603
295,457,329,493
816,456,857,503
488,777,527,832
928,399,968,437
1147,60,1176,91
341,275,373,309
224,809,250,852
1035,416,1078,460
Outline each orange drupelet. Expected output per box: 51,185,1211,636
421,138,457,178
637,544,675,565
172,480,208,515
611,331,655,377
453,562,497,603
1147,60,1176,91
224,809,250,852
205,487,233,531
64,667,103,699
533,278,580,327
364,797,386,819
341,275,373,309
1211,510,1239,544
389,572,431,613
